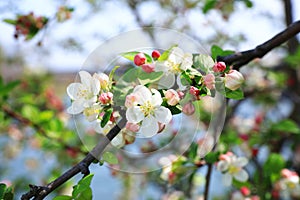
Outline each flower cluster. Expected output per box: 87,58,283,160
274,169,300,199
216,152,249,186
66,46,245,148
6,12,49,40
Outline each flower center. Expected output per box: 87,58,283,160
167,61,181,74
77,87,92,100
140,101,154,116
228,165,240,174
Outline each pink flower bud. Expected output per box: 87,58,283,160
94,73,109,89
219,151,233,161
134,53,146,66
99,92,113,104
177,91,184,99
151,50,161,59
224,70,244,91
141,63,155,73
204,73,215,90
240,186,250,196
164,89,180,106
189,86,200,96
182,102,195,115
281,169,297,178
213,62,226,72
125,93,139,108
125,122,140,132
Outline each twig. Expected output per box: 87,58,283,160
204,163,213,200
218,20,300,69
21,116,126,200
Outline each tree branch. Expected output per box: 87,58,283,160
21,116,126,200
217,20,300,69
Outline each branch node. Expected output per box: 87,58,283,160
78,162,90,175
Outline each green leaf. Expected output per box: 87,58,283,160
72,174,94,198
138,70,163,85
3,19,16,25
121,51,152,63
3,186,13,200
109,65,120,85
121,67,139,82
102,151,118,165
74,187,92,200
193,54,214,73
263,153,285,182
0,183,6,199
101,108,113,128
21,105,40,122
242,0,253,7
225,88,244,100
0,80,20,96
53,195,73,200
271,119,300,134
202,0,217,13
157,45,177,62
204,152,219,164
211,45,235,60
180,72,193,86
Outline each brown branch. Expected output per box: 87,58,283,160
218,20,300,69
21,116,126,200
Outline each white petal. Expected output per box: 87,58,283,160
234,169,249,182
154,106,172,124
151,89,162,106
67,100,85,114
133,85,151,104
126,106,144,123
67,83,82,100
170,47,184,64
236,157,248,167
91,78,100,96
158,73,175,89
180,53,193,71
155,61,168,72
79,71,92,87
222,173,233,186
140,115,159,137
217,160,229,172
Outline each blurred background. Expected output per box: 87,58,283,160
1,0,300,199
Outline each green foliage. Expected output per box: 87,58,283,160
271,119,300,134
224,88,244,100
202,0,217,14
101,108,113,128
102,151,118,165
120,67,163,85
157,45,177,61
121,51,152,63
210,45,235,60
3,19,16,25
263,153,285,183
204,152,219,164
0,183,14,200
60,174,94,200
0,79,20,97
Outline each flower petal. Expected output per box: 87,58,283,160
176,74,187,90
217,160,229,172
158,73,175,89
111,133,125,148
234,169,249,182
126,106,144,123
67,83,82,100
140,115,159,137
151,89,162,106
222,173,233,186
67,100,85,114
236,157,248,167
133,85,151,104
79,71,92,88
155,61,168,72
154,106,172,124
91,77,100,96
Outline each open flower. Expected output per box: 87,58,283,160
67,71,100,114
155,47,193,88
125,85,172,137
217,152,249,186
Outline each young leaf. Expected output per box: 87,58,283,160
138,70,163,85
0,183,6,199
53,195,73,200
225,88,244,100
157,45,177,61
121,67,139,82
271,119,300,134
3,19,16,25
109,65,120,86
72,174,94,198
102,151,118,165
101,108,113,128
211,45,235,60
202,0,217,13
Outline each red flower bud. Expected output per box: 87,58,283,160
189,86,200,96
240,186,250,196
151,50,161,59
134,53,146,66
213,62,226,72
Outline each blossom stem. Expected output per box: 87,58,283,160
204,163,213,200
